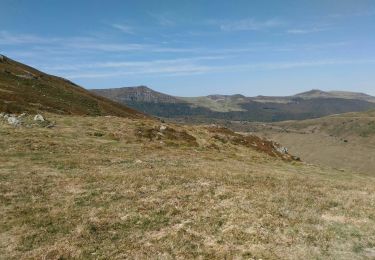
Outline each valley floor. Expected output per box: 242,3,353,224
258,132,375,175
1,115,375,259
232,111,375,175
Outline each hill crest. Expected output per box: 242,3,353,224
0,55,143,118
92,86,182,104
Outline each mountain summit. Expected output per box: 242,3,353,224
92,86,182,104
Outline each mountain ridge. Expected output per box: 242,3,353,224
294,89,375,102
91,86,375,122
92,86,375,104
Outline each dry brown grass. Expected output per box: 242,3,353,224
1,114,375,259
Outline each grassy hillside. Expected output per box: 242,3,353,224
0,55,143,118
1,114,375,259
124,98,375,123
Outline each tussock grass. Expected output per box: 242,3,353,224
1,115,375,259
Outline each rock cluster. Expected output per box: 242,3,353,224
0,113,20,126
275,146,288,154
1,112,50,127
7,116,21,126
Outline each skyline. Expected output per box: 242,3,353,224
1,0,375,96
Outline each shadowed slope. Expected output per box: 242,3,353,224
0,55,144,118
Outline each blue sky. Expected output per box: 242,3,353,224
1,0,375,96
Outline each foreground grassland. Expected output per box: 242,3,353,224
1,115,375,259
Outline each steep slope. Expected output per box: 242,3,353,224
0,55,143,118
92,86,375,122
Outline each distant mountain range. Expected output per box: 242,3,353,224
2,53,373,123
92,86,375,122
0,55,143,118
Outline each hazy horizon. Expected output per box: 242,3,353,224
2,0,375,96
88,85,375,99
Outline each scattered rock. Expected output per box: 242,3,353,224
45,122,56,128
7,116,21,126
275,145,288,154
15,74,35,80
34,114,45,122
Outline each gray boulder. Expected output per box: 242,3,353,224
7,116,21,126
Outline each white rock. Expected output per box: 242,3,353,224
34,114,45,122
160,125,167,131
8,117,20,126
276,146,288,154
18,113,27,118
135,159,143,164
